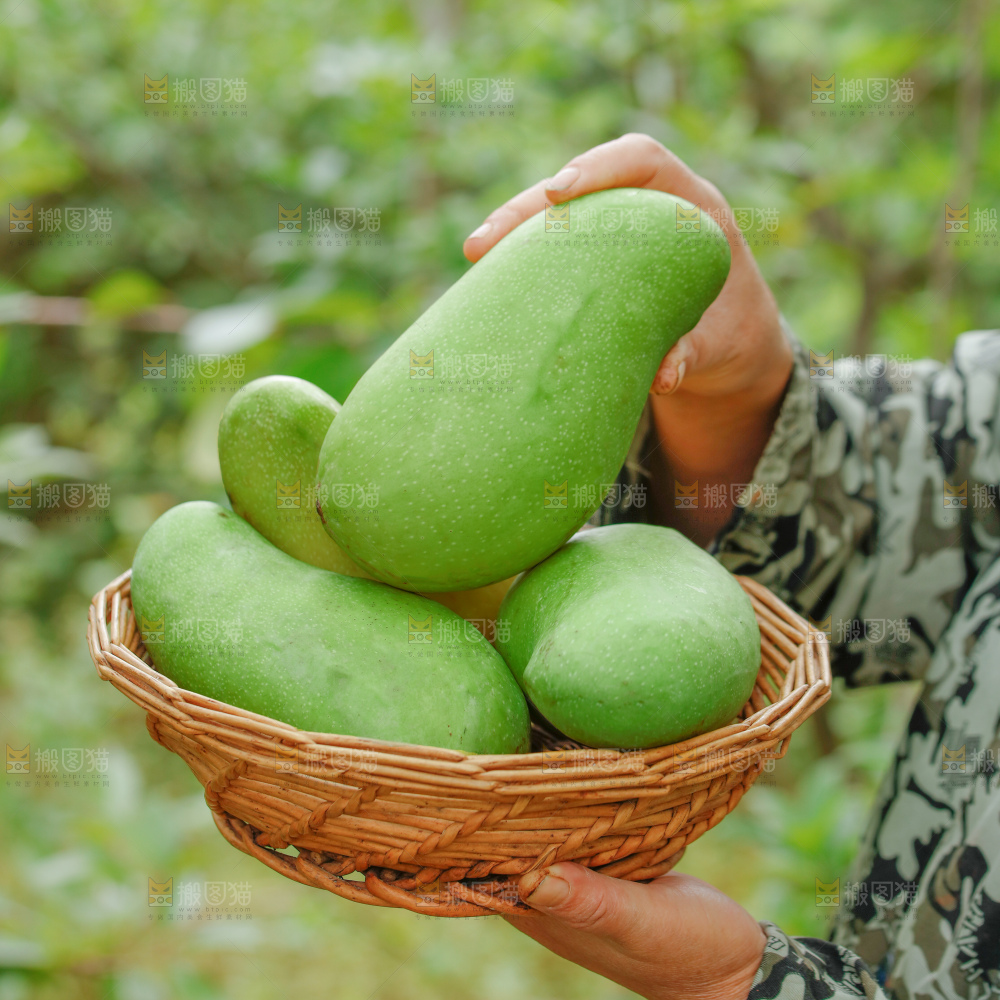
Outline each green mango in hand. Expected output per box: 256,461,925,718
317,188,731,592
131,501,530,753
495,524,760,749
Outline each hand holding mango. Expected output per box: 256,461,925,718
466,132,795,547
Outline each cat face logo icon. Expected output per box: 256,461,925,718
276,480,300,509
6,745,29,774
676,205,701,232
278,205,302,233
144,74,168,104
809,615,832,642
408,615,433,644
411,74,436,103
275,744,299,773
142,350,166,379
943,481,967,509
545,205,570,233
409,350,434,379
811,74,835,104
542,750,567,773
945,204,969,233
148,877,173,906
675,481,698,508
809,350,834,380
942,745,966,773
815,878,840,906
140,615,165,644
543,481,568,510
7,481,31,509
9,204,33,233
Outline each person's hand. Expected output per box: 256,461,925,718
464,134,795,545
505,862,767,1000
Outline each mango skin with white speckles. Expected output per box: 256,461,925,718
495,524,760,749
131,501,531,753
317,188,730,592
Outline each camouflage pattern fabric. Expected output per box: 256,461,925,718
597,322,1000,999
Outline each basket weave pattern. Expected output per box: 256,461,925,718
88,570,830,917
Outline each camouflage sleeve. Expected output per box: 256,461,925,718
713,321,1000,687
749,921,888,1000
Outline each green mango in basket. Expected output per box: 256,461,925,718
217,374,517,631
316,188,730,593
130,501,530,754
495,523,760,749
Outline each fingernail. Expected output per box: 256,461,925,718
673,360,686,392
467,222,492,240
546,166,579,191
526,872,570,908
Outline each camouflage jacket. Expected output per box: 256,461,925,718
598,323,1000,1000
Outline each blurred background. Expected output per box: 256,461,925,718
1,0,997,997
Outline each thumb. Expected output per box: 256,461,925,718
518,862,647,938
651,333,698,395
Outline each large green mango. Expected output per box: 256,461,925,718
130,501,530,753
317,188,730,592
217,374,517,629
495,524,760,749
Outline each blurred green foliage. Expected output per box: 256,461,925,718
0,0,995,996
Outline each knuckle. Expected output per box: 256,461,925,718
559,885,618,930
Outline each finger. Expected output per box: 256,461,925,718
515,862,654,943
542,133,730,226
462,177,553,262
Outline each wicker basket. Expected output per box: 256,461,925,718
87,569,830,917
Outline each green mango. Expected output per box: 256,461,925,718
218,375,365,576
317,188,730,592
130,501,530,754
217,374,518,628
495,524,760,749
